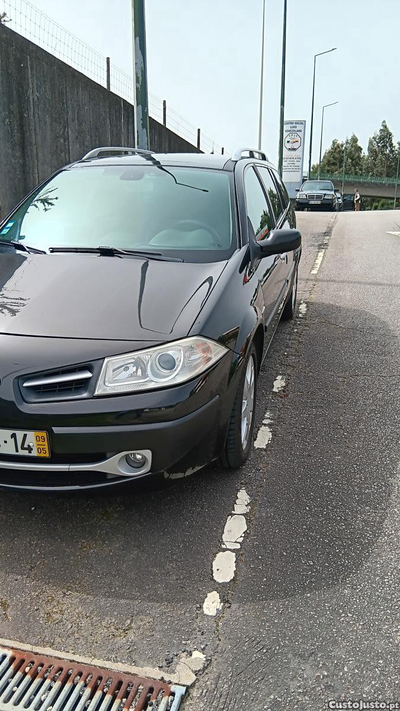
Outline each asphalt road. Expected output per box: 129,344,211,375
0,210,398,710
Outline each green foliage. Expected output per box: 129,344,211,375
316,121,399,182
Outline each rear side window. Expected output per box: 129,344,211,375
256,167,282,224
244,167,274,240
271,169,290,211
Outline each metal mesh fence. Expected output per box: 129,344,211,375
0,0,224,154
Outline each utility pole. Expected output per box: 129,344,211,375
308,47,337,177
132,0,150,149
393,151,400,209
278,0,287,176
258,0,266,150
341,137,347,197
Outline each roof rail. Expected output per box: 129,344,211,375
81,147,154,160
231,147,268,162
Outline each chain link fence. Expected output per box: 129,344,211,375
0,0,224,154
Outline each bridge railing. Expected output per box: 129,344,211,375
310,172,399,186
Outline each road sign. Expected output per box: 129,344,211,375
282,120,306,198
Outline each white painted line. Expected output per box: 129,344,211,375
298,301,308,317
212,550,236,583
254,411,273,449
222,514,247,550
233,488,250,514
311,249,325,275
203,591,223,616
272,375,285,393
387,231,400,236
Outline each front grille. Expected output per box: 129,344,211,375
306,194,323,200
20,366,94,403
0,647,185,710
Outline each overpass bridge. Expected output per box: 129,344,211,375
312,173,400,200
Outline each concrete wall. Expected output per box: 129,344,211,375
0,24,199,217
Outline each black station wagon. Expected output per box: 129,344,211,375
0,147,301,491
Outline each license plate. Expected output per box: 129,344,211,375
0,429,50,458
309,200,321,205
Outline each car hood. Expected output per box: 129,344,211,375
0,253,227,341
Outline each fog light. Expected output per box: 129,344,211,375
126,452,147,469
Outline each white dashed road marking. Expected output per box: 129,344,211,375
272,375,286,393
311,249,326,274
212,550,236,583
254,411,273,449
387,231,400,236
203,591,223,617
222,514,247,549
299,301,308,317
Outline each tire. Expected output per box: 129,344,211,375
281,267,298,321
219,344,258,469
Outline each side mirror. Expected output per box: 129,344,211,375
257,228,301,257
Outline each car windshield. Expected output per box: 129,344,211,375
0,165,235,263
301,181,334,192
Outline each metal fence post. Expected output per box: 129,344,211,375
106,57,111,90
163,100,167,126
197,128,201,150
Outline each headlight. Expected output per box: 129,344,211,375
95,337,228,396
297,192,306,198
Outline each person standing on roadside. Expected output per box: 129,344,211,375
354,188,361,211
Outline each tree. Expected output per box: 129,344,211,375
364,120,396,177
318,138,344,175
344,134,363,175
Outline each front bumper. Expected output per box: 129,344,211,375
0,339,237,490
296,198,336,210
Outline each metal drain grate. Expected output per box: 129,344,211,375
0,648,185,711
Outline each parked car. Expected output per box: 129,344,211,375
0,147,301,491
295,180,338,211
342,194,355,211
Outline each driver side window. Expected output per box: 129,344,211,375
244,167,274,241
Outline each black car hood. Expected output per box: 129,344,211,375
0,253,226,341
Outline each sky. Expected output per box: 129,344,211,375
7,0,400,165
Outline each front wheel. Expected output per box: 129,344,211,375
219,345,258,469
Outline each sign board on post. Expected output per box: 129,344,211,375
282,120,306,198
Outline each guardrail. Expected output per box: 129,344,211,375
311,172,399,186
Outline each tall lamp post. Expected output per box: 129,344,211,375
308,47,337,177
258,0,266,150
318,101,338,179
393,152,400,210
132,0,150,149
278,0,288,176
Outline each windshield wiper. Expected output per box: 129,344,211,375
0,240,47,254
48,245,183,262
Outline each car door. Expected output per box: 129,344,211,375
256,166,291,309
243,165,281,328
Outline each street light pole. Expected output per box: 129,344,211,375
308,47,337,177
132,0,150,149
393,151,400,210
258,0,266,150
341,136,348,197
278,0,288,176
318,101,338,179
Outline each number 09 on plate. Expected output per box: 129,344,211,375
0,429,50,458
